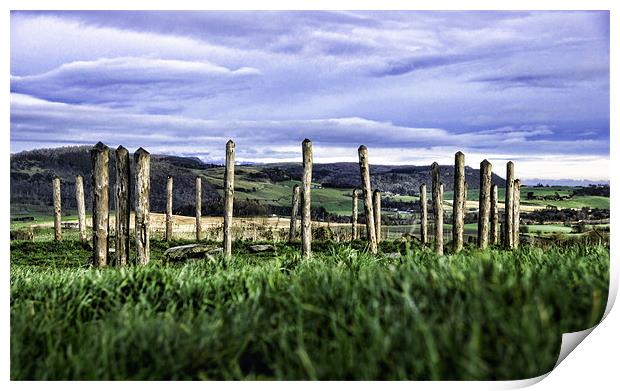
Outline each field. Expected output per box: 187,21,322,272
10,238,609,380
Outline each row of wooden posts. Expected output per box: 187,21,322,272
51,139,520,265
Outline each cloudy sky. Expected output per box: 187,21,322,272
10,11,609,180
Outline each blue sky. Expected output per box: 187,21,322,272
10,10,609,180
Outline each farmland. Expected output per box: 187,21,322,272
10,239,609,380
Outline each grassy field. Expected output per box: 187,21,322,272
11,239,609,380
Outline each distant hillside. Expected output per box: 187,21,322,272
264,162,506,194
11,146,220,214
11,145,506,215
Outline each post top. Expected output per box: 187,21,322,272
431,161,439,168
293,183,300,189
373,189,381,195
168,175,173,179
358,144,367,151
92,141,109,151
116,145,128,152
134,147,150,156
227,139,235,147
514,178,521,184
302,138,312,145
481,158,491,165
455,151,464,156
507,160,514,166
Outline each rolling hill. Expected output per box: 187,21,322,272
11,145,506,216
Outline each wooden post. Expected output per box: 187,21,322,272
358,145,377,254
452,152,465,253
195,177,202,240
490,184,499,245
477,159,492,249
373,189,381,244
52,177,62,241
223,140,235,257
500,222,505,246
463,181,468,211
75,175,87,244
431,162,443,255
504,161,515,249
115,146,130,266
134,148,150,265
166,175,173,242
420,184,428,245
91,142,109,267
513,179,521,248
288,184,300,242
351,188,359,240
301,139,313,258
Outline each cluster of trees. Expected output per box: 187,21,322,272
572,185,609,197
521,207,609,224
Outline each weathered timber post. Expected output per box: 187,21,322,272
463,181,468,211
477,159,492,249
195,177,202,240
452,151,465,252
75,175,87,244
420,184,428,245
289,184,300,242
134,148,150,265
358,145,377,254
91,142,110,267
301,139,313,258
166,176,173,242
351,188,359,240
373,189,382,244
431,162,443,255
223,140,235,257
513,179,521,248
52,177,62,241
500,222,505,246
490,184,499,245
504,161,515,249
115,146,130,266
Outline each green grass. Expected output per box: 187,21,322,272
11,239,609,380
520,196,609,210
523,225,574,234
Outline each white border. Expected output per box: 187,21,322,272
3,1,617,389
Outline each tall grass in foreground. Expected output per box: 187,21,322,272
10,240,609,380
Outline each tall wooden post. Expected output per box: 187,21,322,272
431,162,443,255
351,188,359,240
504,161,515,249
301,139,313,258
463,181,468,212
134,148,150,265
223,140,235,257
195,177,202,240
289,184,300,242
166,176,173,242
513,179,521,248
420,184,428,245
115,146,130,266
91,142,109,267
490,184,499,245
500,222,505,246
452,152,465,253
358,145,377,254
477,159,492,249
75,175,87,244
52,177,62,241
373,189,382,244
